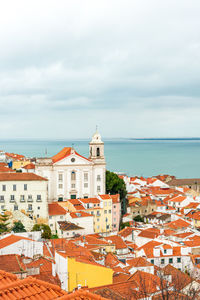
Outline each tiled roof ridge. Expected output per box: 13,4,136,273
0,269,18,281
15,254,26,272
0,276,64,292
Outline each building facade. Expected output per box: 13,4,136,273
35,131,106,201
0,173,48,223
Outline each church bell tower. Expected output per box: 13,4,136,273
89,129,105,164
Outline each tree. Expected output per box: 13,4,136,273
0,210,10,233
11,221,26,233
32,223,51,239
134,215,144,222
106,170,127,200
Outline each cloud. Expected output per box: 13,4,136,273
0,0,200,138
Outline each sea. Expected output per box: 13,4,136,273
0,138,200,178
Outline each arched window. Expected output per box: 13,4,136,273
71,171,76,181
90,147,92,156
96,147,100,157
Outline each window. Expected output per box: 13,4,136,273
13,185,16,191
37,195,41,201
28,195,32,201
0,196,4,202
60,216,63,219
169,258,173,263
109,210,111,213
38,207,40,210
71,183,76,189
109,201,111,206
97,225,100,229
58,184,63,189
24,184,27,191
97,186,101,193
1,205,5,210
97,175,101,181
97,218,99,222
151,259,154,264
28,204,32,211
177,257,181,263
71,171,76,181
104,202,107,206
97,211,100,216
104,210,107,214
84,183,88,188
91,211,94,215
20,195,25,202
37,214,39,218
161,259,165,265
114,205,116,209
58,197,63,202
58,173,63,181
71,194,76,199
84,173,88,181
49,216,52,219
50,224,53,227
113,224,116,228
10,195,15,201
2,185,6,191
14,205,18,211
96,147,100,157
164,249,167,254
114,212,116,215
106,225,109,229
114,218,116,221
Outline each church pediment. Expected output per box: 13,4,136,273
54,152,92,166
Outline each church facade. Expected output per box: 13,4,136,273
35,131,106,202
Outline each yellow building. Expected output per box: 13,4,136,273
58,195,113,234
12,159,31,170
55,250,113,291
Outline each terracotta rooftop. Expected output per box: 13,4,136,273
0,254,27,274
0,276,67,299
104,235,128,250
0,172,47,181
70,211,92,218
57,221,83,231
23,163,35,170
52,147,90,164
49,203,67,216
0,270,18,287
58,290,109,299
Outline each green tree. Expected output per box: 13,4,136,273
32,223,51,239
106,170,127,200
11,221,26,233
134,215,144,222
106,170,127,214
0,210,10,233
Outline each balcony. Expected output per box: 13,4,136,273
0,199,5,203
27,198,33,202
36,199,42,202
20,199,25,203
10,199,15,203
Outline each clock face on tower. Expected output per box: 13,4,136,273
71,158,75,163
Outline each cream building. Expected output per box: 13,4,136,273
35,131,106,201
0,173,48,223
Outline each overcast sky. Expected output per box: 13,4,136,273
0,0,200,139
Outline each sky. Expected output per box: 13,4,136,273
0,0,200,139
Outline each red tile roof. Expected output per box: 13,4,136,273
0,270,19,287
0,255,27,274
110,194,120,204
0,163,15,173
48,203,66,216
70,211,92,218
52,147,90,164
104,235,128,250
0,173,47,181
0,276,67,299
23,163,35,170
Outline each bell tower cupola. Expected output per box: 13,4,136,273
89,129,105,163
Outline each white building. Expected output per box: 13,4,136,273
35,131,106,201
0,235,43,258
0,173,48,223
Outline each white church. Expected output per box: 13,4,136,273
35,131,106,202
